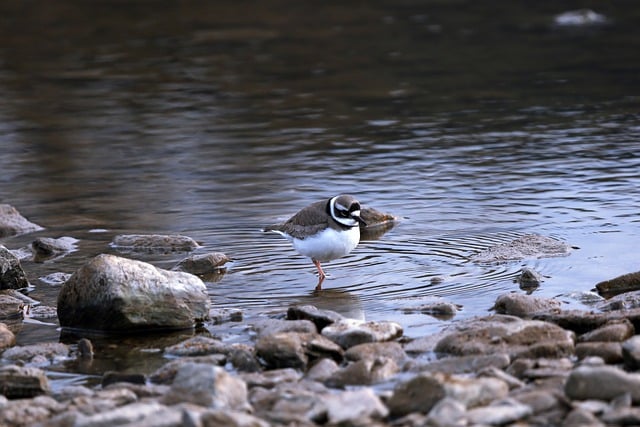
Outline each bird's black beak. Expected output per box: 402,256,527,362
352,212,367,227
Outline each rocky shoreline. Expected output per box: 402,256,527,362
3,204,640,426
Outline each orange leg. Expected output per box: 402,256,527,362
313,259,326,290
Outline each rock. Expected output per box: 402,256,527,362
426,397,466,427
345,341,406,364
438,374,509,408
0,205,43,237
57,254,210,332
102,371,146,388
38,272,71,285
2,342,70,365
554,9,607,27
31,236,77,261
324,388,388,424
0,365,50,398
111,233,199,251
321,318,403,349
492,292,561,318
598,290,640,311
241,368,302,388
228,348,261,373
68,401,181,427
403,300,461,319
305,358,339,382
0,395,64,426
164,336,229,357
0,245,29,290
198,410,270,427
434,315,575,360
516,267,544,289
387,373,446,417
0,322,16,350
622,335,640,370
0,292,24,322
253,318,317,337
326,357,399,386
150,355,227,384
563,408,606,426
466,398,533,425
407,353,511,374
255,332,342,370
533,309,624,335
359,206,398,240
163,362,249,410
471,234,572,263
511,388,562,414
565,365,640,403
249,379,329,425
578,319,634,342
173,252,231,275
479,366,526,389
287,305,344,331
208,307,243,324
26,305,58,320
595,271,640,298
575,342,623,364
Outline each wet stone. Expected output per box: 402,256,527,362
0,292,24,322
31,236,77,260
0,204,43,237
164,336,229,357
321,318,403,349
516,267,544,289
0,245,29,290
287,304,344,331
595,270,640,298
173,251,231,275
0,365,50,398
110,233,200,251
493,292,561,318
208,307,243,324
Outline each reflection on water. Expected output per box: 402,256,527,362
1,0,640,381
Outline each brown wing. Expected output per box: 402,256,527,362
264,200,330,240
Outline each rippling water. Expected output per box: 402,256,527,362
1,0,640,380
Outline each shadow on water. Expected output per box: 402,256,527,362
1,0,640,383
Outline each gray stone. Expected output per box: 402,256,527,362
437,373,509,408
0,365,50,398
2,342,70,365
408,353,511,374
255,332,309,370
173,252,231,275
163,362,249,410
579,319,634,342
359,206,398,240
208,307,243,324
0,205,43,237
57,254,210,331
595,271,640,298
250,380,329,425
31,236,77,260
0,245,29,290
512,389,562,414
253,318,317,337
563,408,605,427
472,234,572,263
287,304,344,331
326,357,399,386
575,342,623,363
467,398,533,425
241,368,302,388
0,322,16,350
0,395,64,427
623,335,640,370
601,407,640,425
434,314,575,360
516,267,544,288
345,341,407,364
164,336,230,357
198,409,270,427
111,234,200,251
324,388,388,424
0,292,24,324
305,358,339,383
426,397,466,427
565,365,640,403
403,299,461,319
321,318,403,349
150,355,227,384
492,292,561,318
387,373,446,416
478,366,526,389
73,402,181,427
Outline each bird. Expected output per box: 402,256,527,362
263,194,366,289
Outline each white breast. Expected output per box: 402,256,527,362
292,226,360,262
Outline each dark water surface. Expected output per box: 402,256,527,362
1,0,640,383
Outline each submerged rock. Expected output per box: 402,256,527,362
0,205,43,237
110,234,200,251
0,245,29,290
472,234,572,263
57,254,210,332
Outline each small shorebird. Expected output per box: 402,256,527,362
263,194,366,289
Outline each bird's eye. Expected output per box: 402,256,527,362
337,209,350,218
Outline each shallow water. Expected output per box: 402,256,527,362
1,0,640,381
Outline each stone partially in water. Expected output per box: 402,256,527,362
0,205,43,237
173,252,231,275
110,234,200,251
516,267,544,289
321,318,403,349
359,206,399,240
57,254,210,332
0,245,29,290
471,234,572,263
492,292,561,318
595,271,640,298
31,236,78,261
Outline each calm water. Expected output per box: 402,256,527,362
1,1,640,381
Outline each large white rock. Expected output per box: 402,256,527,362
57,254,209,332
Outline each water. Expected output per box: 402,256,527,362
1,0,640,380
